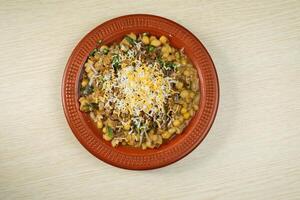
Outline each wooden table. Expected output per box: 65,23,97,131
1,1,299,199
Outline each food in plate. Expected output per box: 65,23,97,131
79,33,200,149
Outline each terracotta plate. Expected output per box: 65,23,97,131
62,14,219,170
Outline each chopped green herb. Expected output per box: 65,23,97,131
107,126,114,138
103,48,109,55
125,36,135,45
146,45,156,52
157,58,164,67
165,61,176,69
89,48,98,56
81,85,94,96
81,102,98,112
112,55,120,71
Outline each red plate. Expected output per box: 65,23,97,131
62,14,219,170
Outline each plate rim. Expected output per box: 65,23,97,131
61,14,219,170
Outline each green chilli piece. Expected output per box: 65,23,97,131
107,126,114,138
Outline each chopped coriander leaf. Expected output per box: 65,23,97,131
89,48,98,56
80,85,94,96
107,126,114,138
81,102,98,112
165,61,176,69
103,48,109,55
112,55,121,71
146,45,156,52
125,36,135,45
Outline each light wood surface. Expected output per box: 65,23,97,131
1,1,300,199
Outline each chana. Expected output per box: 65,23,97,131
193,104,199,110
79,33,200,149
81,79,88,87
180,90,189,99
97,120,103,129
176,81,184,90
142,35,150,44
183,112,190,119
173,120,181,127
149,35,156,42
103,133,112,141
150,39,161,47
181,107,187,114
159,35,168,44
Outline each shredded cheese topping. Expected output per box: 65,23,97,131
102,57,175,121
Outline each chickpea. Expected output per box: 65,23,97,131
166,45,172,52
162,131,171,139
176,81,183,90
181,107,187,114
178,116,184,123
189,91,196,98
159,35,168,44
149,35,156,42
87,59,94,64
150,134,158,141
87,71,94,78
97,120,103,129
127,32,137,40
156,135,163,144
161,46,169,53
193,94,200,104
102,127,107,134
79,97,86,103
168,127,176,134
81,79,88,87
126,134,132,142
173,120,181,127
146,140,153,148
84,64,91,73
94,61,102,70
191,81,199,92
183,112,190,119
127,135,135,145
190,110,195,117
183,70,191,76
111,139,119,147
181,58,187,65
103,133,112,141
162,52,169,58
193,104,199,110
142,143,147,150
142,35,150,45
167,55,175,61
150,39,161,47
180,90,189,99
175,52,180,60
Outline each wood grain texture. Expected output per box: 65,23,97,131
0,0,299,199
